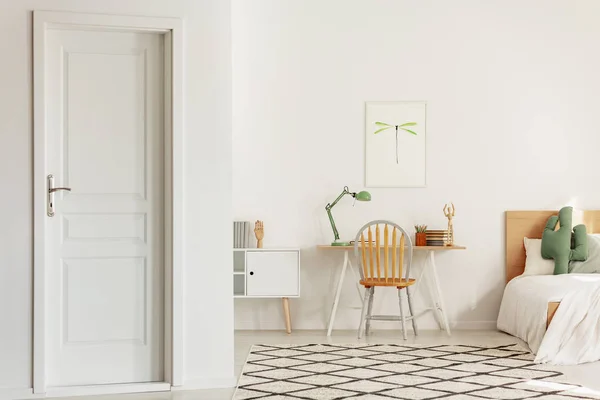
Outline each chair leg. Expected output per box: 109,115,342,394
398,288,407,340
358,287,371,339
407,286,418,336
365,287,375,336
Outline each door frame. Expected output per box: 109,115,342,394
33,11,183,394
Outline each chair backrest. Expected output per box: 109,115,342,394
353,220,413,281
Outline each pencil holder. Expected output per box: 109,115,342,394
415,232,427,246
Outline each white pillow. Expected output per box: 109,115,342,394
570,234,600,274
523,237,554,276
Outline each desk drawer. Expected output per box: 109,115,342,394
246,251,299,297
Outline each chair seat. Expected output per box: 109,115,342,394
360,278,416,288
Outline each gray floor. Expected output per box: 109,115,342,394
50,330,600,400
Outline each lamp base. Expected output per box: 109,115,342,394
331,240,351,246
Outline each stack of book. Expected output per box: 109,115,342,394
425,230,448,246
233,221,251,248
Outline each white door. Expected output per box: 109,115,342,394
44,28,164,387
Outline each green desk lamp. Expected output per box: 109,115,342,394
326,186,372,246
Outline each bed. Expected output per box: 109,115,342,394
504,210,600,324
499,210,600,364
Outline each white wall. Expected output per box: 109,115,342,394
232,0,600,330
0,0,233,392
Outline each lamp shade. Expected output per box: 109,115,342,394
355,191,371,202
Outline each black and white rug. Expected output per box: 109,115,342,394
233,343,598,399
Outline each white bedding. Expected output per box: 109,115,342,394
497,274,600,364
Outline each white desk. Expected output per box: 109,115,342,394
317,245,466,336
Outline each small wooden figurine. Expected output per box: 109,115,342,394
443,203,455,246
254,220,264,248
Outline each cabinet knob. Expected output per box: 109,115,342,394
249,271,254,276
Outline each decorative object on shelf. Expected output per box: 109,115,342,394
325,186,371,246
365,101,427,187
425,230,448,246
254,220,264,249
233,221,251,248
414,224,427,246
443,202,455,246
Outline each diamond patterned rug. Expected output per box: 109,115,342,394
233,343,599,399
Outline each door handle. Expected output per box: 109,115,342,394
47,174,71,217
49,187,72,193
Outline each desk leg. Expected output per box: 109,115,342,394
419,252,443,329
327,250,349,337
413,253,429,297
347,258,364,303
427,251,451,336
282,297,292,334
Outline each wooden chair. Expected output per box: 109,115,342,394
354,220,418,339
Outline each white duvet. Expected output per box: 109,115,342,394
497,274,600,365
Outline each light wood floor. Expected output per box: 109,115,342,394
49,330,600,400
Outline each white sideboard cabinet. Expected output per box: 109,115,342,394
233,248,300,333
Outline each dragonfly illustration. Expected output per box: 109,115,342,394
374,121,417,164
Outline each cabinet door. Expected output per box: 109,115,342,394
246,251,299,297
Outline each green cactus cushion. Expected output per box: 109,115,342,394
541,206,588,275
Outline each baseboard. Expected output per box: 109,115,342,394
0,388,35,400
44,382,170,398
236,321,499,331
4,378,236,399
452,320,497,330
173,376,237,390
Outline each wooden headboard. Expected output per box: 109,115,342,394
506,210,600,282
